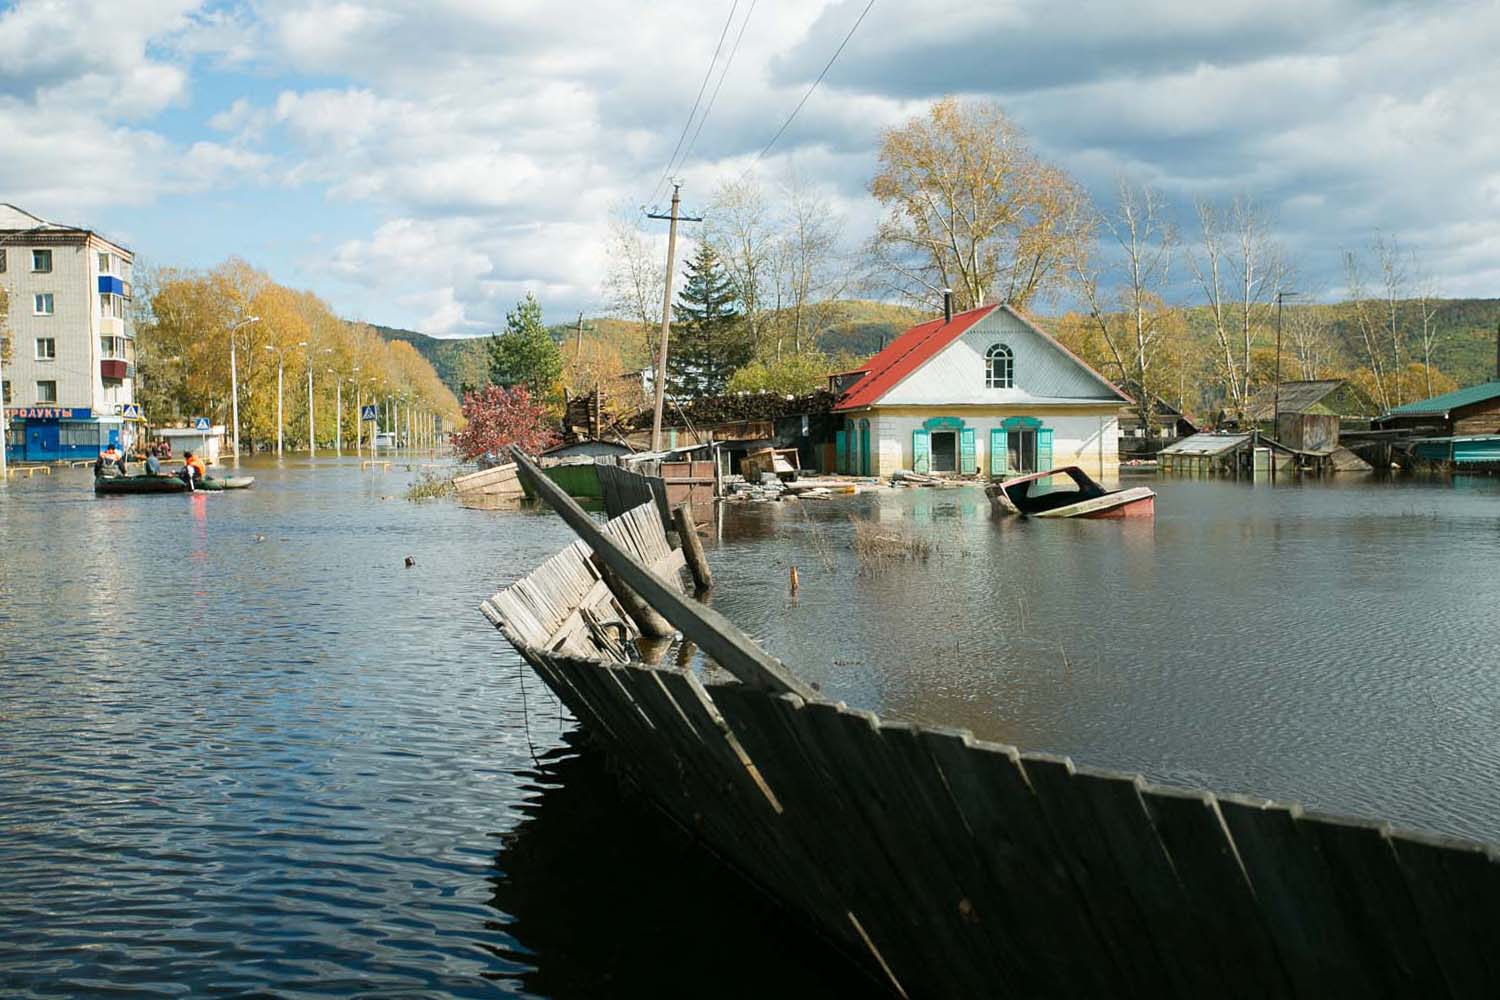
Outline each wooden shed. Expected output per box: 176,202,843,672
1376,381,1500,437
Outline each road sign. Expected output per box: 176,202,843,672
361,405,377,421
193,417,211,431
121,403,142,420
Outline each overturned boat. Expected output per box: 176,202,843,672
986,465,1155,519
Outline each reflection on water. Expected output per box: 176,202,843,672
493,735,878,999
0,458,858,998
706,474,1500,843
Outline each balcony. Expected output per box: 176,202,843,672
98,275,126,296
101,359,128,381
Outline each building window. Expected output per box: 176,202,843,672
98,252,112,274
35,338,56,360
31,249,52,273
0,248,6,273
100,293,125,319
36,380,58,403
34,293,54,315
100,336,130,360
985,344,1014,389
2,380,10,404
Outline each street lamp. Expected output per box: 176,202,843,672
309,347,334,458
264,340,307,456
228,315,260,464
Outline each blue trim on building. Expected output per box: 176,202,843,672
98,275,125,295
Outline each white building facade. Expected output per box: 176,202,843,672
1,204,137,462
834,304,1127,479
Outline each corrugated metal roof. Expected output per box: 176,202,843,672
1384,381,1500,418
1157,433,1251,456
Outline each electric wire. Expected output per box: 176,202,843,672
646,0,741,208
748,0,876,169
677,0,759,178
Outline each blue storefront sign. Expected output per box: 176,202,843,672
5,407,106,462
6,407,92,421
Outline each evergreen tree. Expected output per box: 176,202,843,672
487,292,563,397
668,243,750,397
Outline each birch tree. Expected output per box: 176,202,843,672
868,97,1093,311
1188,197,1289,417
1074,181,1178,432
1413,259,1443,398
777,172,847,356
705,177,777,358
604,215,665,364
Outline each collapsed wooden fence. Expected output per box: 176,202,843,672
483,449,1500,999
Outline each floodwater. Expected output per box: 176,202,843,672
0,457,867,998
4,461,1500,996
704,472,1500,844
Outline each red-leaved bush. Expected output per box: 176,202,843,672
450,384,558,462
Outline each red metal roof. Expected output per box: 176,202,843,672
833,304,999,411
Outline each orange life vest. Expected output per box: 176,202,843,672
186,456,206,478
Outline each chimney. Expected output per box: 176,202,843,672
943,288,953,324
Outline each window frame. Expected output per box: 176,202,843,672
31,249,52,273
0,248,6,273
35,337,56,361
98,252,112,275
35,380,58,404
985,343,1015,389
33,293,55,316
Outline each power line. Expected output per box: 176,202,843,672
749,0,876,168
677,0,759,175
647,1,741,208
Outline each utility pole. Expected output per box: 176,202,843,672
646,183,702,452
1272,291,1298,434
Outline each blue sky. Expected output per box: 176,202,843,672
3,0,1497,336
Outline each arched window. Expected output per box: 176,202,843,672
985,344,1014,389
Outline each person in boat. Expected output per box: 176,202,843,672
180,451,207,488
94,444,127,477
144,450,162,476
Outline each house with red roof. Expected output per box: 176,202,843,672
832,301,1129,478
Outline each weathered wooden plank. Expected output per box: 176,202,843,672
1390,827,1500,998
1300,809,1448,997
1024,754,1177,997
1139,783,1294,996
918,728,1121,997
1069,765,1227,998
514,449,812,698
710,687,927,996
1216,794,1382,996
798,704,1011,997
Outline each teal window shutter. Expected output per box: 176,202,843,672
1037,427,1054,471
859,420,872,476
990,428,1006,476
960,427,976,474
912,429,930,473
835,430,847,473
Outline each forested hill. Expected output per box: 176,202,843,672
368,300,923,397
368,324,490,396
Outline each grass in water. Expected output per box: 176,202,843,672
850,517,932,571
405,471,455,502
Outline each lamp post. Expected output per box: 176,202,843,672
328,369,342,456
228,315,260,464
264,340,307,456
309,348,334,458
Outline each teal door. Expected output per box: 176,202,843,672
859,420,871,476
960,427,976,474
1037,427,1054,471
990,428,1006,477
911,429,930,474
835,430,847,474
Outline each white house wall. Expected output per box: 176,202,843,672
859,409,1120,478
879,309,1119,406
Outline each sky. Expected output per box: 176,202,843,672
3,0,1497,337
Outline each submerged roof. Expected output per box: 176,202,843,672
1385,381,1500,418
1158,433,1251,456
833,302,1128,411
1245,380,1376,421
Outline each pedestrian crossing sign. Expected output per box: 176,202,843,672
361,405,377,421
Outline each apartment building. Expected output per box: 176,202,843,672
1,203,137,462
